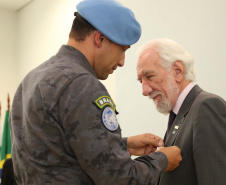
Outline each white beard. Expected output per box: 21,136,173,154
149,74,179,114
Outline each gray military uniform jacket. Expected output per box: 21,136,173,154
10,45,167,185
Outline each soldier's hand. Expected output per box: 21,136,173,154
127,133,164,156
157,146,182,171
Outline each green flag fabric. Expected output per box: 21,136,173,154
0,110,12,168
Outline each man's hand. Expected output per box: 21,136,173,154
157,146,182,171
127,133,164,156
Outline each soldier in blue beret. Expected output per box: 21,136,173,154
10,0,182,184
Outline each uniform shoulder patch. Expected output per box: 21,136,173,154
102,106,118,131
94,96,116,111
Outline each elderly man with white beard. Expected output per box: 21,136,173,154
137,38,226,185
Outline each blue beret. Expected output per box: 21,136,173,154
76,0,141,46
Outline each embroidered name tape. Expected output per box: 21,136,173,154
94,96,116,111
102,106,118,131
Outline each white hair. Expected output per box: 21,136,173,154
138,38,196,81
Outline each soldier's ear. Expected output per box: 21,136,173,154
94,31,105,48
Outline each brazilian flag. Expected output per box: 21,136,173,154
0,110,12,183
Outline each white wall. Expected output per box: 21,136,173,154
17,0,79,80
117,0,226,138
0,8,18,124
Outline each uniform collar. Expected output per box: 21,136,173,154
58,45,97,78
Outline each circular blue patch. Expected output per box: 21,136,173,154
102,106,118,131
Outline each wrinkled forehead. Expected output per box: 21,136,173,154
136,50,148,70
136,49,160,74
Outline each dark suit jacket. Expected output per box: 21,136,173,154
159,85,226,185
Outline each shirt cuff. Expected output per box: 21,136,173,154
122,137,127,149
150,151,168,172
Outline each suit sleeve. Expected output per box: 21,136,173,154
59,75,168,185
193,96,226,185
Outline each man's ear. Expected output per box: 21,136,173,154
172,60,185,82
94,31,105,48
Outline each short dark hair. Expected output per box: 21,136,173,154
69,12,97,41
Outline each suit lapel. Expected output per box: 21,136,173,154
165,85,203,146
